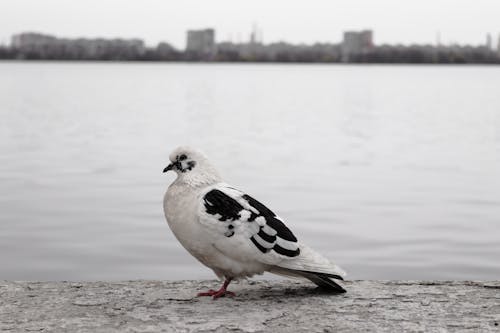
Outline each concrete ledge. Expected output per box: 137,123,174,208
1,280,499,332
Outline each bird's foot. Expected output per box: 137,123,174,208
197,288,235,299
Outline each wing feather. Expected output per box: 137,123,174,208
197,183,346,282
197,184,301,265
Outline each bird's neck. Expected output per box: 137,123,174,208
174,171,222,189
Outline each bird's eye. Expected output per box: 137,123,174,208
179,154,187,161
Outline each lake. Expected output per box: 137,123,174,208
0,62,499,281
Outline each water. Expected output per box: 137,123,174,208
0,62,499,281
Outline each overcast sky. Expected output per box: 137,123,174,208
1,0,499,49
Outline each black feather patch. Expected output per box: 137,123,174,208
250,236,269,253
203,187,301,258
204,189,243,222
273,244,300,257
266,217,297,242
242,194,300,257
257,227,276,243
242,194,275,217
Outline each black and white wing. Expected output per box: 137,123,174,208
199,184,301,259
197,183,346,292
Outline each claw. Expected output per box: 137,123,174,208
196,279,235,299
197,289,217,297
213,290,235,299
197,289,235,299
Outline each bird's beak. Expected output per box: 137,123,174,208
163,163,174,173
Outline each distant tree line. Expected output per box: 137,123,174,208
1,39,499,64
346,45,500,64
1,44,182,61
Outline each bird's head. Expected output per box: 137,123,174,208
163,146,221,186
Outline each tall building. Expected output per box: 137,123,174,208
341,30,373,62
186,29,216,57
249,23,262,45
486,33,492,50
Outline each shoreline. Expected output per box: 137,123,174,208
1,59,500,66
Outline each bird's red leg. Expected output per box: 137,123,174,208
197,278,235,299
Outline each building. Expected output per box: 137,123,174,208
186,28,216,58
486,33,492,50
341,30,374,62
11,32,145,60
11,33,57,50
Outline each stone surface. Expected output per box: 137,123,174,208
1,280,499,332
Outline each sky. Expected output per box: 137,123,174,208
1,0,499,49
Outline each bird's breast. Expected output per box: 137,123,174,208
163,185,212,257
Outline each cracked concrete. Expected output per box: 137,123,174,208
1,280,499,332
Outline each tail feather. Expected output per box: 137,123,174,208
274,244,347,279
298,271,346,293
269,267,346,293
299,270,344,281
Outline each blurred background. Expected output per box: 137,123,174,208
0,0,499,281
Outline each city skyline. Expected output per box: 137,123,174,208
1,0,500,48
5,29,499,64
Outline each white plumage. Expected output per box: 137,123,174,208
163,146,346,298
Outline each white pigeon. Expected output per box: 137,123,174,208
163,146,346,299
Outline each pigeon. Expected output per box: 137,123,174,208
163,146,346,299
